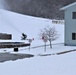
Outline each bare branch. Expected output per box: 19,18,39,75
39,26,59,48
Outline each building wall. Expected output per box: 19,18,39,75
0,33,12,40
65,5,76,45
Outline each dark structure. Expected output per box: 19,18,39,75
21,33,27,40
0,33,12,40
0,33,30,51
0,42,30,48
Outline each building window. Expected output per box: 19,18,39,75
73,12,76,19
72,33,76,40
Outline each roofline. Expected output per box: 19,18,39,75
60,2,76,10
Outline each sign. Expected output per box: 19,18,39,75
42,36,48,42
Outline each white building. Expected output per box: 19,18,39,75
60,2,76,46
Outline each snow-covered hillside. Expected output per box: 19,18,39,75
0,9,76,75
0,9,64,45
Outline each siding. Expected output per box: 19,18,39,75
65,5,76,45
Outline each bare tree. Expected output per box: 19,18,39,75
39,26,58,48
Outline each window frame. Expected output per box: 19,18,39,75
73,12,76,19
72,33,76,40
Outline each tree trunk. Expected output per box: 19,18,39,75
49,41,52,48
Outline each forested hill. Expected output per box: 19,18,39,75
1,0,76,19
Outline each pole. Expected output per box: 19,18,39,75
44,42,46,52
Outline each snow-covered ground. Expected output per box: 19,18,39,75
0,9,76,75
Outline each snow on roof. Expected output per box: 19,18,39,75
60,2,76,10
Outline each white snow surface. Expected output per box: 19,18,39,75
0,9,76,75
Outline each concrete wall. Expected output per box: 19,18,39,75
65,5,76,45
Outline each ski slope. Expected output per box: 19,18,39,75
0,9,76,75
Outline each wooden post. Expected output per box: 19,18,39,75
14,48,18,52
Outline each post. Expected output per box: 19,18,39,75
45,42,46,52
42,36,48,52
29,44,31,51
14,48,18,52
28,38,34,51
